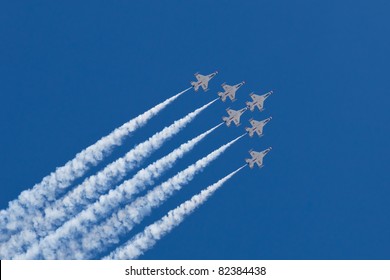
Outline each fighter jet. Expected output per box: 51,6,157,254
222,107,247,127
245,147,272,168
217,81,245,102
190,71,218,92
246,90,273,112
245,117,272,137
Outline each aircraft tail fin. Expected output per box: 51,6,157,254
246,101,254,111
222,117,230,127
191,82,199,92
245,159,254,168
218,92,226,102
245,127,253,137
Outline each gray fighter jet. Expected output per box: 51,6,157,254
245,147,272,168
217,81,245,102
245,117,272,137
246,90,273,111
190,71,218,92
222,107,247,127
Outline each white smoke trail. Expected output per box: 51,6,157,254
0,88,190,242
17,134,245,259
2,121,222,259
105,165,247,259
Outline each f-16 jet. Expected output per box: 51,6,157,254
246,90,273,112
190,71,218,92
245,117,272,137
217,81,245,102
245,147,272,168
222,107,247,127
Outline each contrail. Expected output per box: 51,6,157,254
105,165,247,260
17,134,245,259
1,97,217,259
37,124,223,247
1,121,222,259
0,88,190,242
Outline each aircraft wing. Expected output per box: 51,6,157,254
226,108,235,116
256,158,264,167
233,117,240,126
201,81,209,90
250,119,258,127
255,103,264,111
250,150,262,158
222,84,232,91
228,92,236,100
195,73,205,81
256,126,264,136
250,93,259,101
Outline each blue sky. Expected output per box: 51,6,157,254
1,1,389,259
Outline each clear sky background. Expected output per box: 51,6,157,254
1,1,389,259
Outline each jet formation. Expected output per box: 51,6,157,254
191,71,273,168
